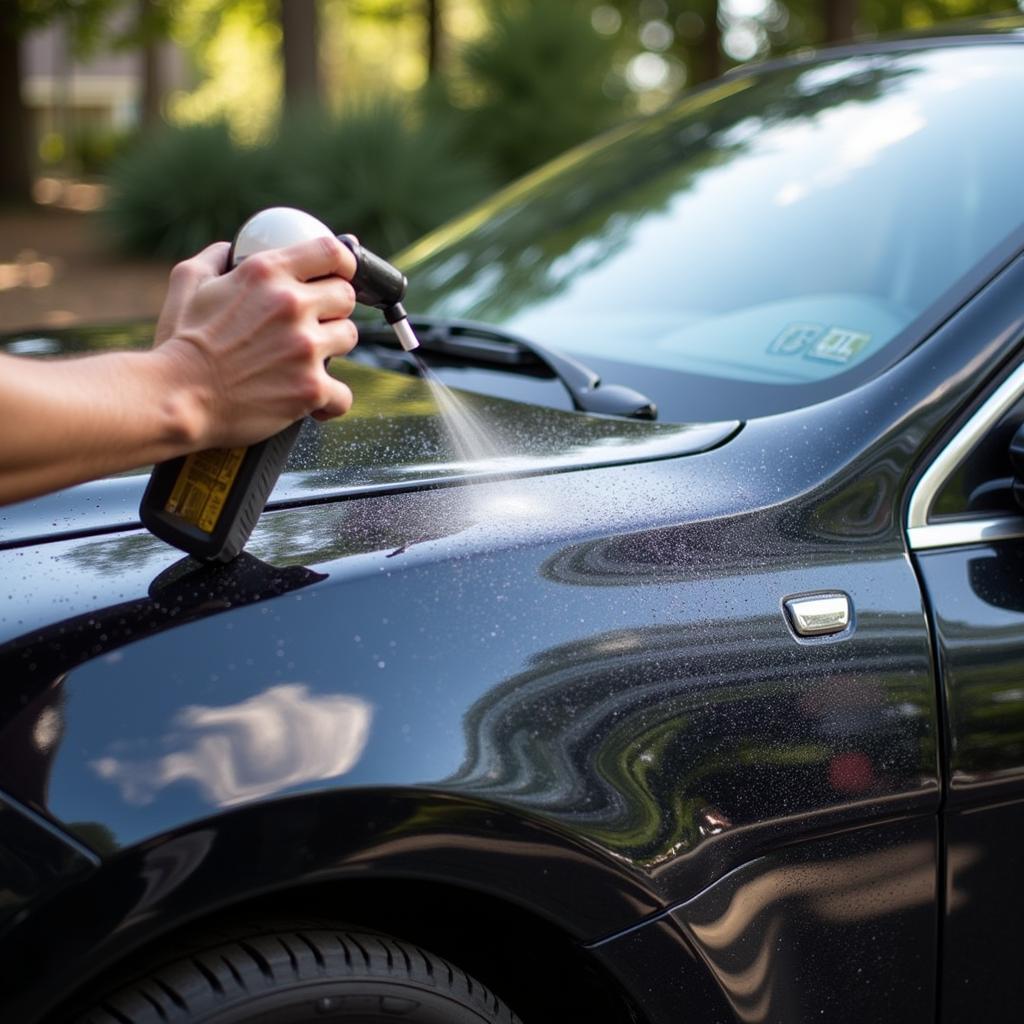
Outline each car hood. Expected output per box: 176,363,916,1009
0,322,739,548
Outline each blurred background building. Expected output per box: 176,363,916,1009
21,12,188,169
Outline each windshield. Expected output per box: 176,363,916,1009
398,43,1024,421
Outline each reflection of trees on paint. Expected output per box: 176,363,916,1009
245,489,476,567
19,332,698,497
537,508,900,588
302,361,698,479
937,549,1024,779
444,612,932,866
63,529,178,577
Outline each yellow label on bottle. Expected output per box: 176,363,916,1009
165,447,246,534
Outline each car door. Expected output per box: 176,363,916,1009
908,358,1024,1021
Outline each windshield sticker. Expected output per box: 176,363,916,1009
769,323,825,355
806,327,872,365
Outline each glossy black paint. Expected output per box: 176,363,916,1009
591,817,938,1024
3,33,1024,1024
916,542,1024,803
0,791,658,1003
914,540,1024,1019
3,249,1024,1020
0,794,97,937
941,800,1024,1022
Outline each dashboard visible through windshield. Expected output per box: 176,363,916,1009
397,43,1024,422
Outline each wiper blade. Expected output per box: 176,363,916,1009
357,315,657,421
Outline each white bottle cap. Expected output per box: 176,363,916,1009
232,207,334,264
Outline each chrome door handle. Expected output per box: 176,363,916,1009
784,593,852,637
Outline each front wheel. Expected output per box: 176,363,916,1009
77,926,521,1023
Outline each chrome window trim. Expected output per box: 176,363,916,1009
908,516,1024,551
907,361,1024,550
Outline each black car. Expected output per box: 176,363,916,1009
3,17,1024,1024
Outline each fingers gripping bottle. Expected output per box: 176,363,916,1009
140,207,419,563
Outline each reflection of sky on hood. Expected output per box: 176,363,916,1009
92,683,372,807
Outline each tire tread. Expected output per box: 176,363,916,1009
99,1003,134,1024
189,956,223,996
293,931,325,970
73,925,520,1023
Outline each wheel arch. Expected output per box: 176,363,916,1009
15,788,656,1023
54,876,645,1024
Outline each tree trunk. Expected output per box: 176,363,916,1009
0,11,33,204
139,0,163,128
425,0,442,78
823,0,859,44
696,1,721,84
281,0,321,108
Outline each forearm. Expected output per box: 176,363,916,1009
1,235,358,508
0,350,202,505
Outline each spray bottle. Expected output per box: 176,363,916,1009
139,207,419,563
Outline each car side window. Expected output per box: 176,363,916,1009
907,360,1024,552
930,395,1024,521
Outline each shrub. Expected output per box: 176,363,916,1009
104,121,285,260
278,96,494,255
104,100,493,261
70,126,138,177
457,0,622,181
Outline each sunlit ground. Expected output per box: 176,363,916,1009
0,187,172,334
0,253,54,293
32,176,107,212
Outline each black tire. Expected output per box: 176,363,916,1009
76,926,521,1024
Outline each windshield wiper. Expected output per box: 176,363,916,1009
356,315,657,420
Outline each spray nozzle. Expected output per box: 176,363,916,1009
337,234,419,351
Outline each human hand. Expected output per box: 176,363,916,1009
151,235,359,450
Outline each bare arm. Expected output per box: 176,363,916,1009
0,236,359,506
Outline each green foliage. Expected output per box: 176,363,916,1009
860,0,1016,35
68,125,137,175
278,97,494,254
457,0,622,180
102,0,1022,261
602,0,724,84
104,121,283,260
104,101,494,260
601,0,1020,90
